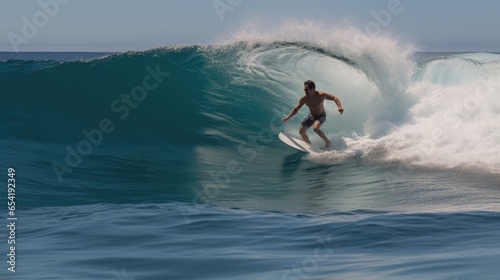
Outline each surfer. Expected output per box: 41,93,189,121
282,80,344,150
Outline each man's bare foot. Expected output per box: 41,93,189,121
320,141,331,151
301,136,311,144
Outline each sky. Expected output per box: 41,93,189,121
1,0,500,52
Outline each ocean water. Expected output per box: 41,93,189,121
1,26,500,280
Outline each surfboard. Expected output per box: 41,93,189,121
278,132,322,153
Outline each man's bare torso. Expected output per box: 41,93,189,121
301,91,326,116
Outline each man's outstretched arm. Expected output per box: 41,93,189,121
282,100,305,122
323,93,344,114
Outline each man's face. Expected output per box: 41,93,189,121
304,85,311,94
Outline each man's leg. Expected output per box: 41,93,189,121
312,121,331,149
299,125,311,143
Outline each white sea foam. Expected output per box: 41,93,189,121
216,20,500,173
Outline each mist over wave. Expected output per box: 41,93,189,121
214,21,500,173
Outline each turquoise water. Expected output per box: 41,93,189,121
1,35,500,279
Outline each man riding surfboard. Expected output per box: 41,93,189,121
282,80,344,150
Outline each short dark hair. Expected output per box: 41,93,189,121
304,80,316,89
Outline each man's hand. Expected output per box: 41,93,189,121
338,107,344,115
282,117,288,123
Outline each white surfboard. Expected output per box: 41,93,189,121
278,132,322,153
